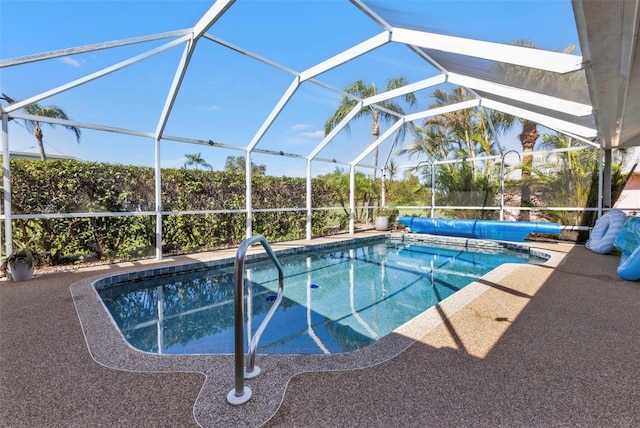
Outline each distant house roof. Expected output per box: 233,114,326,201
9,147,79,161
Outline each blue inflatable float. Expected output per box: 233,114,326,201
613,216,640,281
398,216,561,242
586,209,627,254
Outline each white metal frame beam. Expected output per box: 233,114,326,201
345,100,481,228
155,39,197,140
351,118,405,166
4,36,190,114
349,0,393,32
156,1,234,140
391,27,584,74
299,32,390,82
308,101,363,160
363,75,446,107
249,31,390,154
0,30,191,69
308,75,445,161
350,99,480,167
481,98,597,139
404,99,480,123
8,112,155,138
447,72,593,116
193,0,236,40
0,0,617,250
203,34,299,76
246,77,300,152
2,112,11,257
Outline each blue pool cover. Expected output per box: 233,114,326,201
399,217,561,241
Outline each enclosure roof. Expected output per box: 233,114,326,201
360,0,640,150
572,0,640,149
1,0,638,170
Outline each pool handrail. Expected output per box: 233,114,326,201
227,234,284,406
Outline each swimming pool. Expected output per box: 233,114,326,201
97,235,548,355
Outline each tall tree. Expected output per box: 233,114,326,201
322,167,374,223
223,155,266,176
398,87,500,163
324,78,417,180
537,134,627,236
183,152,213,170
397,86,501,219
493,40,582,219
1,93,81,161
384,158,399,182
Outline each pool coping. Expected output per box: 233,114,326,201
69,233,565,427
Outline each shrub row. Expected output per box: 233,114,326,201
5,159,336,265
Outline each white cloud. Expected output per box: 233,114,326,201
161,158,186,169
288,124,323,138
298,130,324,138
198,105,221,111
290,123,311,131
59,56,81,67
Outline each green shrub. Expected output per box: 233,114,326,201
4,159,336,265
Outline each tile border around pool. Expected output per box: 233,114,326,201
70,233,563,428
93,233,549,291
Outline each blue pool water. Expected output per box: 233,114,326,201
98,238,547,355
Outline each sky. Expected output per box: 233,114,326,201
0,0,581,177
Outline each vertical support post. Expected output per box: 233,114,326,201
603,148,612,209
2,112,12,257
430,163,435,218
381,170,386,208
349,165,355,235
305,159,312,240
245,150,252,239
500,161,505,222
154,138,163,260
417,160,436,218
500,150,521,221
597,145,603,218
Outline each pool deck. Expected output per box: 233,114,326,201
1,231,639,427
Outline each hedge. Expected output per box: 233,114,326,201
4,159,336,265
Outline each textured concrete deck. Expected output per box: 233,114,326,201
1,234,638,427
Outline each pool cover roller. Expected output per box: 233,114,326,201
398,217,561,242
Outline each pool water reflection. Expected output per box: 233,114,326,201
98,238,547,355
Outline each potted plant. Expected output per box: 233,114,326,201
375,207,390,231
1,242,41,281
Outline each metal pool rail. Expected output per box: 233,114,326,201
227,235,284,406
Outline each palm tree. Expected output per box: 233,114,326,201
184,152,213,170
534,134,597,225
398,124,449,161
493,40,582,220
323,167,374,223
223,155,266,176
490,111,538,220
537,133,627,237
399,87,500,166
397,86,501,219
324,78,417,180
384,159,399,182
1,93,81,161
